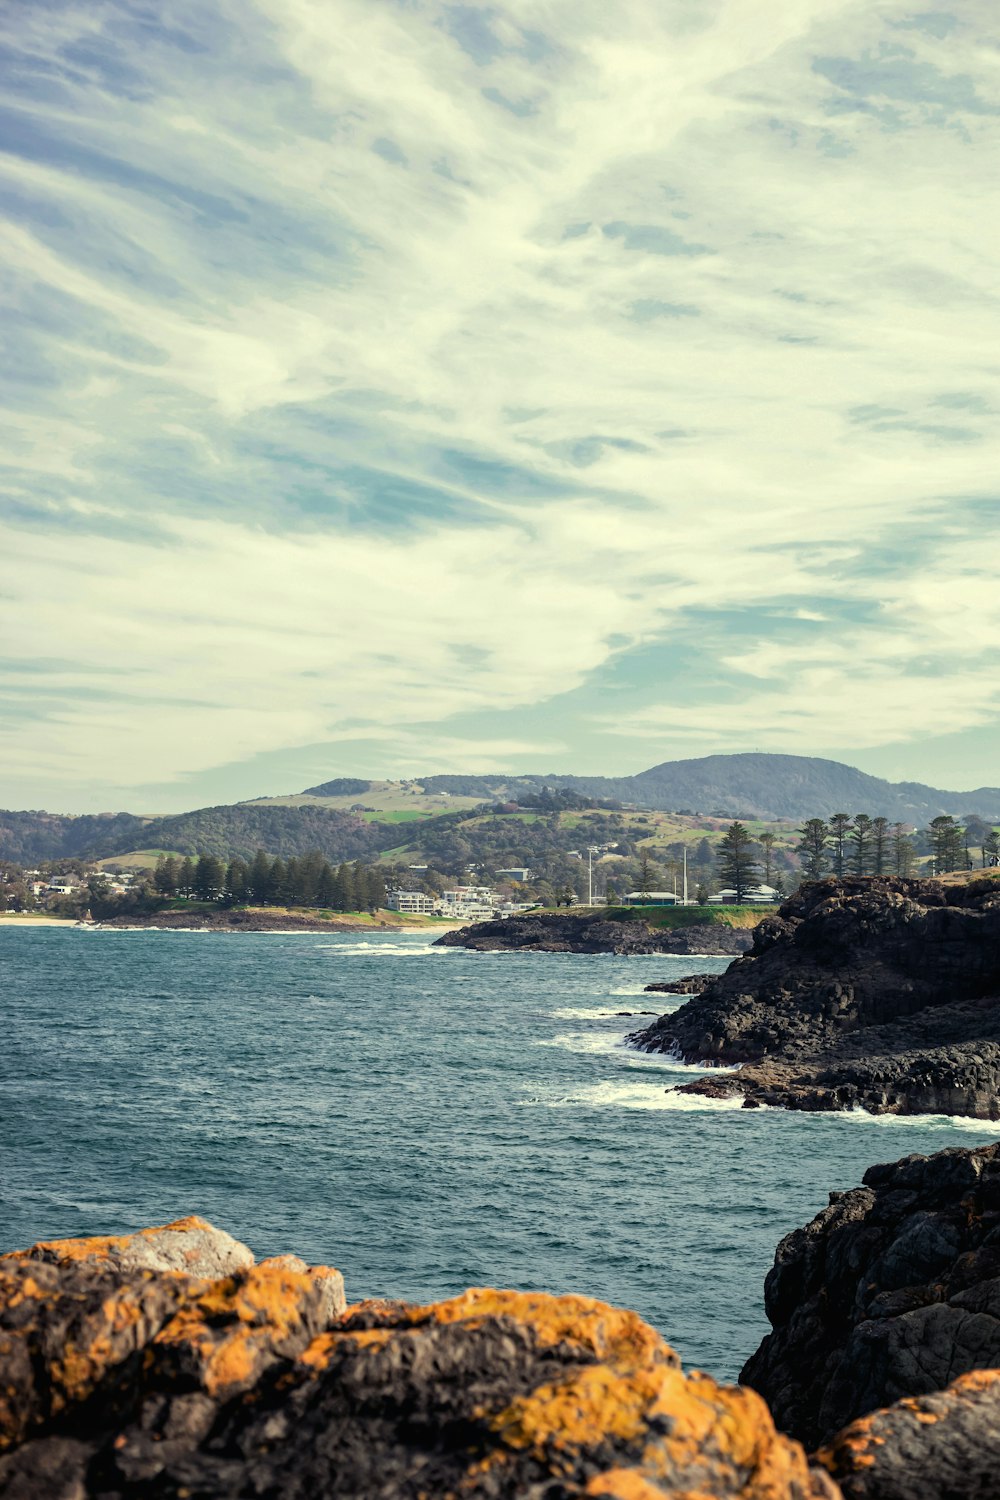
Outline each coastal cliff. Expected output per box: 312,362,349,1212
434,909,753,955
627,875,1000,1118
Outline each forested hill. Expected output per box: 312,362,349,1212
3,753,999,866
623,755,1000,822
0,804,383,865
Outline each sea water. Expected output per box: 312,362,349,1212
2,928,995,1380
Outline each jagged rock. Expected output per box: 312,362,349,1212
816,1368,1000,1500
435,910,752,955
742,1141,1000,1453
644,975,714,995
627,876,1000,1117
0,1226,830,1499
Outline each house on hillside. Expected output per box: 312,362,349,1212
387,891,437,915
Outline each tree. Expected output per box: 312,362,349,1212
928,816,965,875
558,883,576,907
828,814,851,877
605,885,619,906
891,823,916,876
225,858,249,905
797,819,829,880
984,830,1000,868
717,821,758,903
194,854,226,901
248,850,272,905
636,850,656,898
154,856,179,897
333,863,356,912
850,814,872,876
871,817,890,876
178,857,196,898
317,862,337,907
365,866,387,911
758,832,776,886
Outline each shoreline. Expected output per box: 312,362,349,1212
0,913,467,934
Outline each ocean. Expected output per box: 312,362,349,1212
2,927,996,1381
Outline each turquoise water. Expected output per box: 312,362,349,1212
2,928,997,1380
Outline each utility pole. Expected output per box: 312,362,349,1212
683,846,688,906
587,846,599,905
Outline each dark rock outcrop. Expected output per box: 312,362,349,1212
435,910,753,955
627,876,1000,1117
742,1141,1000,1454
644,975,714,995
0,1222,828,1500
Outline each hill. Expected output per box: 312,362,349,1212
2,753,998,868
300,753,1000,822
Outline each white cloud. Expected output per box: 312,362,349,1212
2,0,1000,805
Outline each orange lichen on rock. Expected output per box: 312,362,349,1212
817,1367,1000,1500
417,1287,679,1371
3,1216,256,1280
146,1261,332,1398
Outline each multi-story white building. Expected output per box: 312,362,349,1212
387,891,437,914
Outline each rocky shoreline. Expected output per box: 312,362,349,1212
627,875,1000,1118
98,910,454,933
7,1140,1000,1498
434,908,753,955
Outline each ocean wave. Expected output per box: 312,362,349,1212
315,942,445,956
833,1108,1000,1134
548,1005,656,1020
521,1079,747,1112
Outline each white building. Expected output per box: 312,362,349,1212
442,887,496,909
387,891,437,914
708,884,779,905
621,890,680,906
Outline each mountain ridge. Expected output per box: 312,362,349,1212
2,753,998,865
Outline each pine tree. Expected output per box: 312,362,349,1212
871,817,890,875
891,823,916,876
154,856,179,896
248,850,272,905
265,858,287,905
758,832,776,886
179,857,196,898
929,816,965,874
717,821,758,903
226,858,249,904
850,814,872,876
984,831,1000,868
828,813,851,877
797,819,829,880
333,863,356,912
636,850,656,898
365,866,387,911
194,854,226,901
317,862,337,908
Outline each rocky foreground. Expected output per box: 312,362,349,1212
628,875,1000,1117
9,1143,1000,1498
0,1217,823,1500
435,909,752,955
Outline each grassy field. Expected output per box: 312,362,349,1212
602,903,771,929
94,849,184,870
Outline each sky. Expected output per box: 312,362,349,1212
2,0,1000,812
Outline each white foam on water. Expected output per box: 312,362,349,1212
832,1108,1000,1134
549,1005,656,1020
521,1078,748,1112
534,1031,630,1056
315,941,444,956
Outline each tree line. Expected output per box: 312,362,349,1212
149,852,387,911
